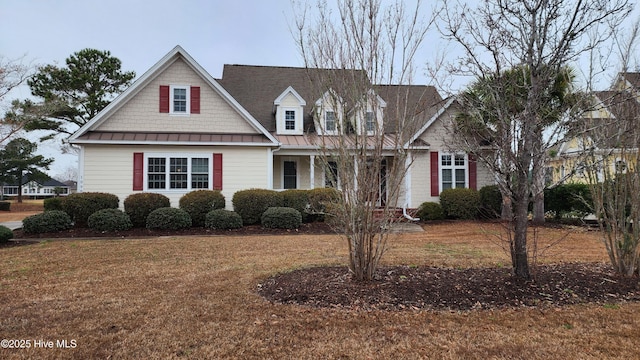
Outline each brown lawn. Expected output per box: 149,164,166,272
1,222,639,359
0,200,43,222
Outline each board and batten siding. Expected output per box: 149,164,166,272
81,145,270,209
95,58,258,134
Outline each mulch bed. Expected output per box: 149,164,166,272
258,263,640,311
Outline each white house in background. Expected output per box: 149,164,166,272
68,46,494,209
2,175,70,198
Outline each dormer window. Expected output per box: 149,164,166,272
365,112,375,132
325,111,337,132
274,86,306,135
285,110,296,130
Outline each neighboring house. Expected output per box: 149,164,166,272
2,175,70,198
68,46,494,209
549,72,640,184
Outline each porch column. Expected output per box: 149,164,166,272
310,155,315,189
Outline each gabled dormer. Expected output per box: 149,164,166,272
352,89,386,135
314,89,344,136
274,86,306,135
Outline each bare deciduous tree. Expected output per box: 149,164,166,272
0,55,34,144
294,0,433,281
437,0,631,279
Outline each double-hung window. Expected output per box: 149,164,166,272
170,85,189,114
441,154,467,190
146,154,210,190
285,110,296,130
325,111,336,132
365,111,375,132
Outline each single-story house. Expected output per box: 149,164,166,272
2,175,70,198
68,46,494,209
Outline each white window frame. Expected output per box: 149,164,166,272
281,158,299,190
324,111,338,134
170,85,190,115
278,107,301,135
144,153,212,191
440,153,468,191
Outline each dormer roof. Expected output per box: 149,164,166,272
274,86,306,106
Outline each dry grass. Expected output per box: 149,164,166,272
1,221,638,359
0,200,43,222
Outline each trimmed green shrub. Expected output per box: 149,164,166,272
261,207,302,229
0,201,10,211
62,192,119,227
307,187,342,221
146,207,192,230
205,209,243,229
179,190,225,227
232,189,282,225
280,189,312,222
439,188,480,220
479,185,502,219
545,183,592,219
44,197,65,211
88,208,133,232
22,210,72,234
124,193,171,227
0,225,13,242
416,202,445,221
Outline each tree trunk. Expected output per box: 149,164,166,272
501,196,512,221
532,191,544,224
512,196,530,279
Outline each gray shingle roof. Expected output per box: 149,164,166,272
217,64,444,137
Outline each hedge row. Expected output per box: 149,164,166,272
232,188,341,225
20,188,341,234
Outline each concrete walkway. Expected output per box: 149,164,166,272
0,221,22,230
389,222,424,233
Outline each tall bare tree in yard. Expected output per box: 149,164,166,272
294,0,433,281
438,0,631,279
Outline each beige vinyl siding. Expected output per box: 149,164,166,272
409,108,496,207
81,144,270,209
273,156,311,190
96,58,258,134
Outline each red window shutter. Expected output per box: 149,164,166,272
468,154,477,190
133,152,144,191
191,86,200,114
430,151,439,196
159,85,169,113
213,153,223,190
